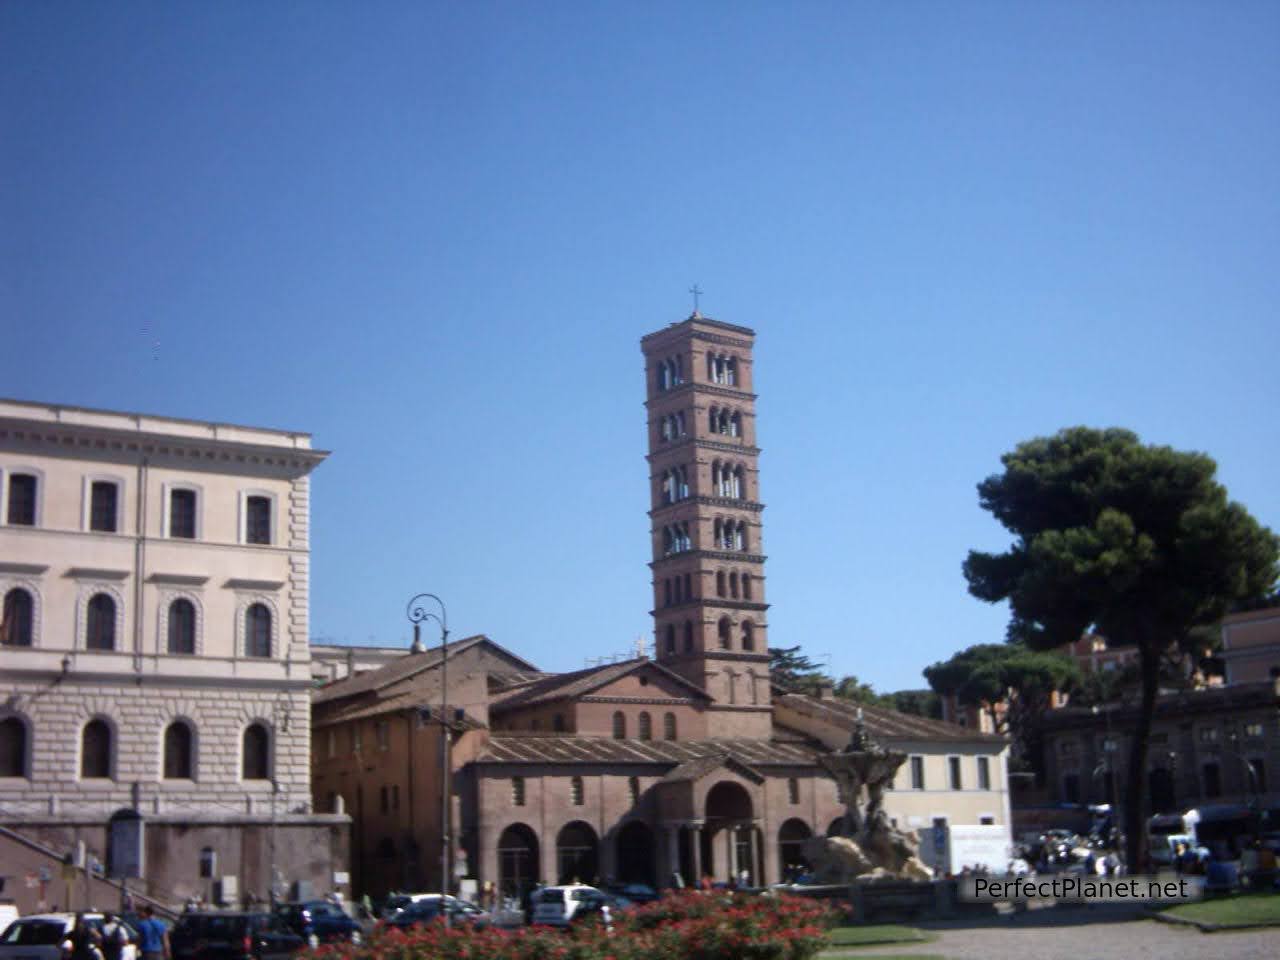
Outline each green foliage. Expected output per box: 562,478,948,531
769,646,830,695
331,892,835,960
964,426,1279,866
881,689,942,719
964,427,1278,650
769,648,940,719
923,642,1081,773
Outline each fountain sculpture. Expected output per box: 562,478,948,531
803,708,934,882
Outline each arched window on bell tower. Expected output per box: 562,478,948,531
742,574,753,600
717,617,731,650
665,624,675,655
683,620,694,652
716,570,726,597
729,572,739,599
741,620,755,651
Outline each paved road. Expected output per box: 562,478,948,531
848,903,1279,960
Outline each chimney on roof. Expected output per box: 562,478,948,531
817,682,835,700
410,623,425,654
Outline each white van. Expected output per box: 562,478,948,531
529,886,604,927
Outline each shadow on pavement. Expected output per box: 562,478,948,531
917,900,1162,929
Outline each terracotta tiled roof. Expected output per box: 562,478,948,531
488,670,557,690
312,635,538,705
662,754,764,784
489,658,712,711
776,692,1005,744
475,735,820,767
312,690,486,730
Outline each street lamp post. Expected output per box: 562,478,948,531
1092,703,1121,850
407,594,450,905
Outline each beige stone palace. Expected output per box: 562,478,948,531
0,399,346,913
311,314,1012,900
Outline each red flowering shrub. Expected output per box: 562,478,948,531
319,892,832,960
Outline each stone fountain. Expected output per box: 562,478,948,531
804,708,934,883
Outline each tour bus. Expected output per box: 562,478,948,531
1148,804,1256,862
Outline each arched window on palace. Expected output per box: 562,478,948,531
168,598,196,654
242,723,270,780
2,588,33,647
245,603,272,658
81,719,112,779
663,712,677,741
638,712,652,741
164,722,194,779
571,776,584,805
612,711,626,739
86,593,116,651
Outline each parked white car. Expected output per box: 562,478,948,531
0,913,138,960
530,886,606,927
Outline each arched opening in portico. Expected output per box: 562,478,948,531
703,781,757,884
615,820,657,887
556,821,600,885
778,818,813,883
497,823,539,900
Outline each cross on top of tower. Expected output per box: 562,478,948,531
688,284,703,318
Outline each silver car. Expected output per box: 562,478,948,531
0,914,138,960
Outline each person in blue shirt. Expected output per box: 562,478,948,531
135,906,169,960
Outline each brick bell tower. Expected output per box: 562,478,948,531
642,310,772,739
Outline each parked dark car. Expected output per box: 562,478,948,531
382,899,490,931
170,912,304,960
571,891,634,925
604,883,658,904
274,903,362,946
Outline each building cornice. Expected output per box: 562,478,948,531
651,599,769,616
147,573,211,587
649,497,765,518
647,437,762,461
641,316,756,346
65,567,131,581
651,550,767,569
644,382,758,409
659,650,770,666
0,562,49,576
577,695,702,706
0,413,327,472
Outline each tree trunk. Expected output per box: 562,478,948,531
1124,638,1160,871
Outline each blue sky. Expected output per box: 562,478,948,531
3,1,1277,691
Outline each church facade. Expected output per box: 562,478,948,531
310,314,1010,899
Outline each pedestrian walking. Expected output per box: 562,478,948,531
136,906,170,960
